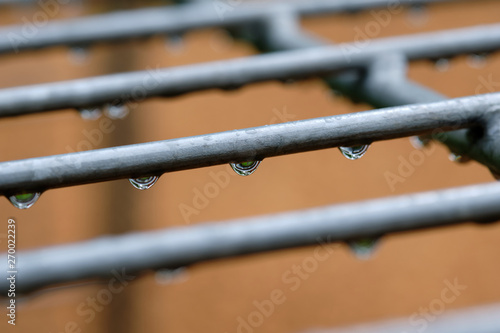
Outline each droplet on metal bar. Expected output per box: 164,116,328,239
434,58,450,72
348,238,379,260
8,192,41,210
449,152,471,164
467,53,488,69
105,103,129,120
410,136,431,149
68,46,89,65
407,4,428,27
78,107,102,120
339,145,370,160
155,267,189,285
165,34,184,54
129,176,159,190
230,161,261,176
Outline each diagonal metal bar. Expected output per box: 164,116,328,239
2,180,500,293
0,23,499,118
0,93,498,195
0,0,462,54
303,303,500,333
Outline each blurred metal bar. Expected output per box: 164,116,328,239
2,180,500,293
0,0,460,53
1,23,500,118
254,12,500,174
0,93,498,195
304,303,500,333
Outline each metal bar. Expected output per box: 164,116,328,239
0,0,460,54
2,180,500,293
1,23,500,118
304,303,500,333
0,93,498,195
252,12,500,174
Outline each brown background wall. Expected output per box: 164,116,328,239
1,1,500,332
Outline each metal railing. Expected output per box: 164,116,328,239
1,0,500,331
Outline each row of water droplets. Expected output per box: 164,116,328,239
78,102,129,120
2,143,371,212
432,53,490,72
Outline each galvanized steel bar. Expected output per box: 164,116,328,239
0,0,460,54
304,303,500,333
0,93,498,195
0,23,500,117
2,180,500,293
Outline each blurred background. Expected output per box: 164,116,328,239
1,0,500,332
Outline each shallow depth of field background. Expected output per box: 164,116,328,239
1,0,500,332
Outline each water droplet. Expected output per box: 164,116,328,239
165,34,184,54
467,53,488,69
78,107,102,120
8,192,41,210
448,152,471,164
230,161,261,176
348,238,379,260
129,176,159,190
68,46,89,65
339,145,370,160
407,4,428,27
434,58,450,72
410,136,431,149
105,103,129,119
155,267,189,285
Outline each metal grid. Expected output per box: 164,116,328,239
1,0,500,331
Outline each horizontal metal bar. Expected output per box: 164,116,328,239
305,303,500,333
0,93,498,195
2,180,500,293
0,0,458,54
1,23,499,118
254,13,500,174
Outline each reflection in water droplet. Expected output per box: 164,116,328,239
105,103,129,119
409,136,431,149
8,192,41,210
467,53,488,69
407,4,428,27
155,267,189,285
78,107,102,120
166,34,184,54
348,238,379,260
129,176,159,190
434,58,450,72
449,152,471,164
230,161,261,176
69,46,89,65
339,145,370,160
